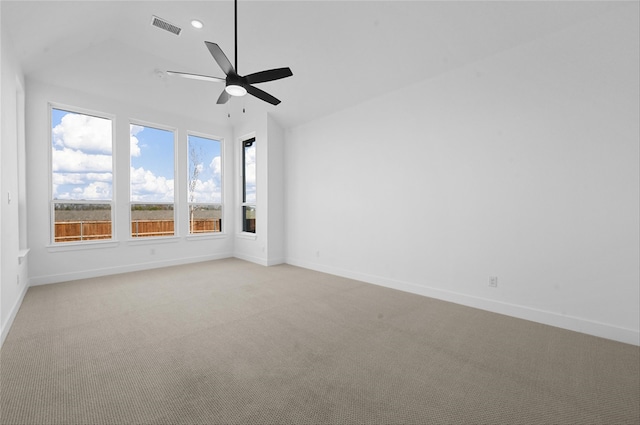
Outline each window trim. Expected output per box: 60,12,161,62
239,135,257,236
186,131,224,236
129,119,178,240
48,102,116,245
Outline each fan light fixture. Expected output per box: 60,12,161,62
166,0,292,105
191,19,203,29
225,84,247,97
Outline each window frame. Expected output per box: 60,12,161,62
240,136,256,235
48,103,116,246
128,120,178,240
186,131,224,237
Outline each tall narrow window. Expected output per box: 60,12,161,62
188,134,223,234
241,138,256,233
51,107,113,243
130,124,175,238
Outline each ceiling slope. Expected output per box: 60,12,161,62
1,1,628,128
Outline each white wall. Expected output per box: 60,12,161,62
26,79,236,285
285,6,639,345
1,18,29,345
266,114,285,265
1,0,4,341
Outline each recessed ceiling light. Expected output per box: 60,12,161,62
191,20,203,29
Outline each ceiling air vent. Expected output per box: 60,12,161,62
151,16,182,36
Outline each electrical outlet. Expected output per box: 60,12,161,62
489,276,498,287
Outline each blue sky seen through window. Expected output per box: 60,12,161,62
188,135,222,204
51,108,113,201
53,111,221,206
244,142,256,204
130,124,174,203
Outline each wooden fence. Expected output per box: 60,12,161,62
55,221,112,242
190,219,222,234
55,219,221,242
131,219,174,238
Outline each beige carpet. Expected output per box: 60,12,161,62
1,258,638,424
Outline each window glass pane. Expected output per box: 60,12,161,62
51,108,113,244
188,135,221,204
54,203,111,243
189,204,222,234
243,140,256,204
52,109,112,201
243,205,256,233
131,204,174,238
130,124,175,238
130,124,174,202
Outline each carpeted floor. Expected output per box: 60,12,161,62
1,258,638,424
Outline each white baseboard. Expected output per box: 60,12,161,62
233,253,285,267
266,257,285,266
286,257,640,346
1,281,29,348
29,253,234,286
19,254,639,346
233,252,269,266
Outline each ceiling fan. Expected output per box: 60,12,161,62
167,0,292,105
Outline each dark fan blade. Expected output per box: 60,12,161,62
244,67,293,85
245,84,281,105
216,89,231,104
167,71,225,83
205,41,235,75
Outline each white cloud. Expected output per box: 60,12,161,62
210,156,221,176
51,111,113,200
130,135,141,157
191,178,221,203
130,125,145,136
52,112,112,153
86,173,113,182
130,166,174,202
81,182,112,200
53,172,112,185
55,181,112,201
52,147,111,173
187,155,222,203
129,124,145,157
53,173,86,186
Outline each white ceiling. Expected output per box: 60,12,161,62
1,1,625,129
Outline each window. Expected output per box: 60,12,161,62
130,123,175,238
188,134,223,234
241,138,256,233
51,107,113,243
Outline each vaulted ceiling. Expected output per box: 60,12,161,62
1,1,625,128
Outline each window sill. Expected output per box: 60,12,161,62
186,233,227,241
47,240,120,252
18,248,30,264
236,232,257,241
127,236,180,246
